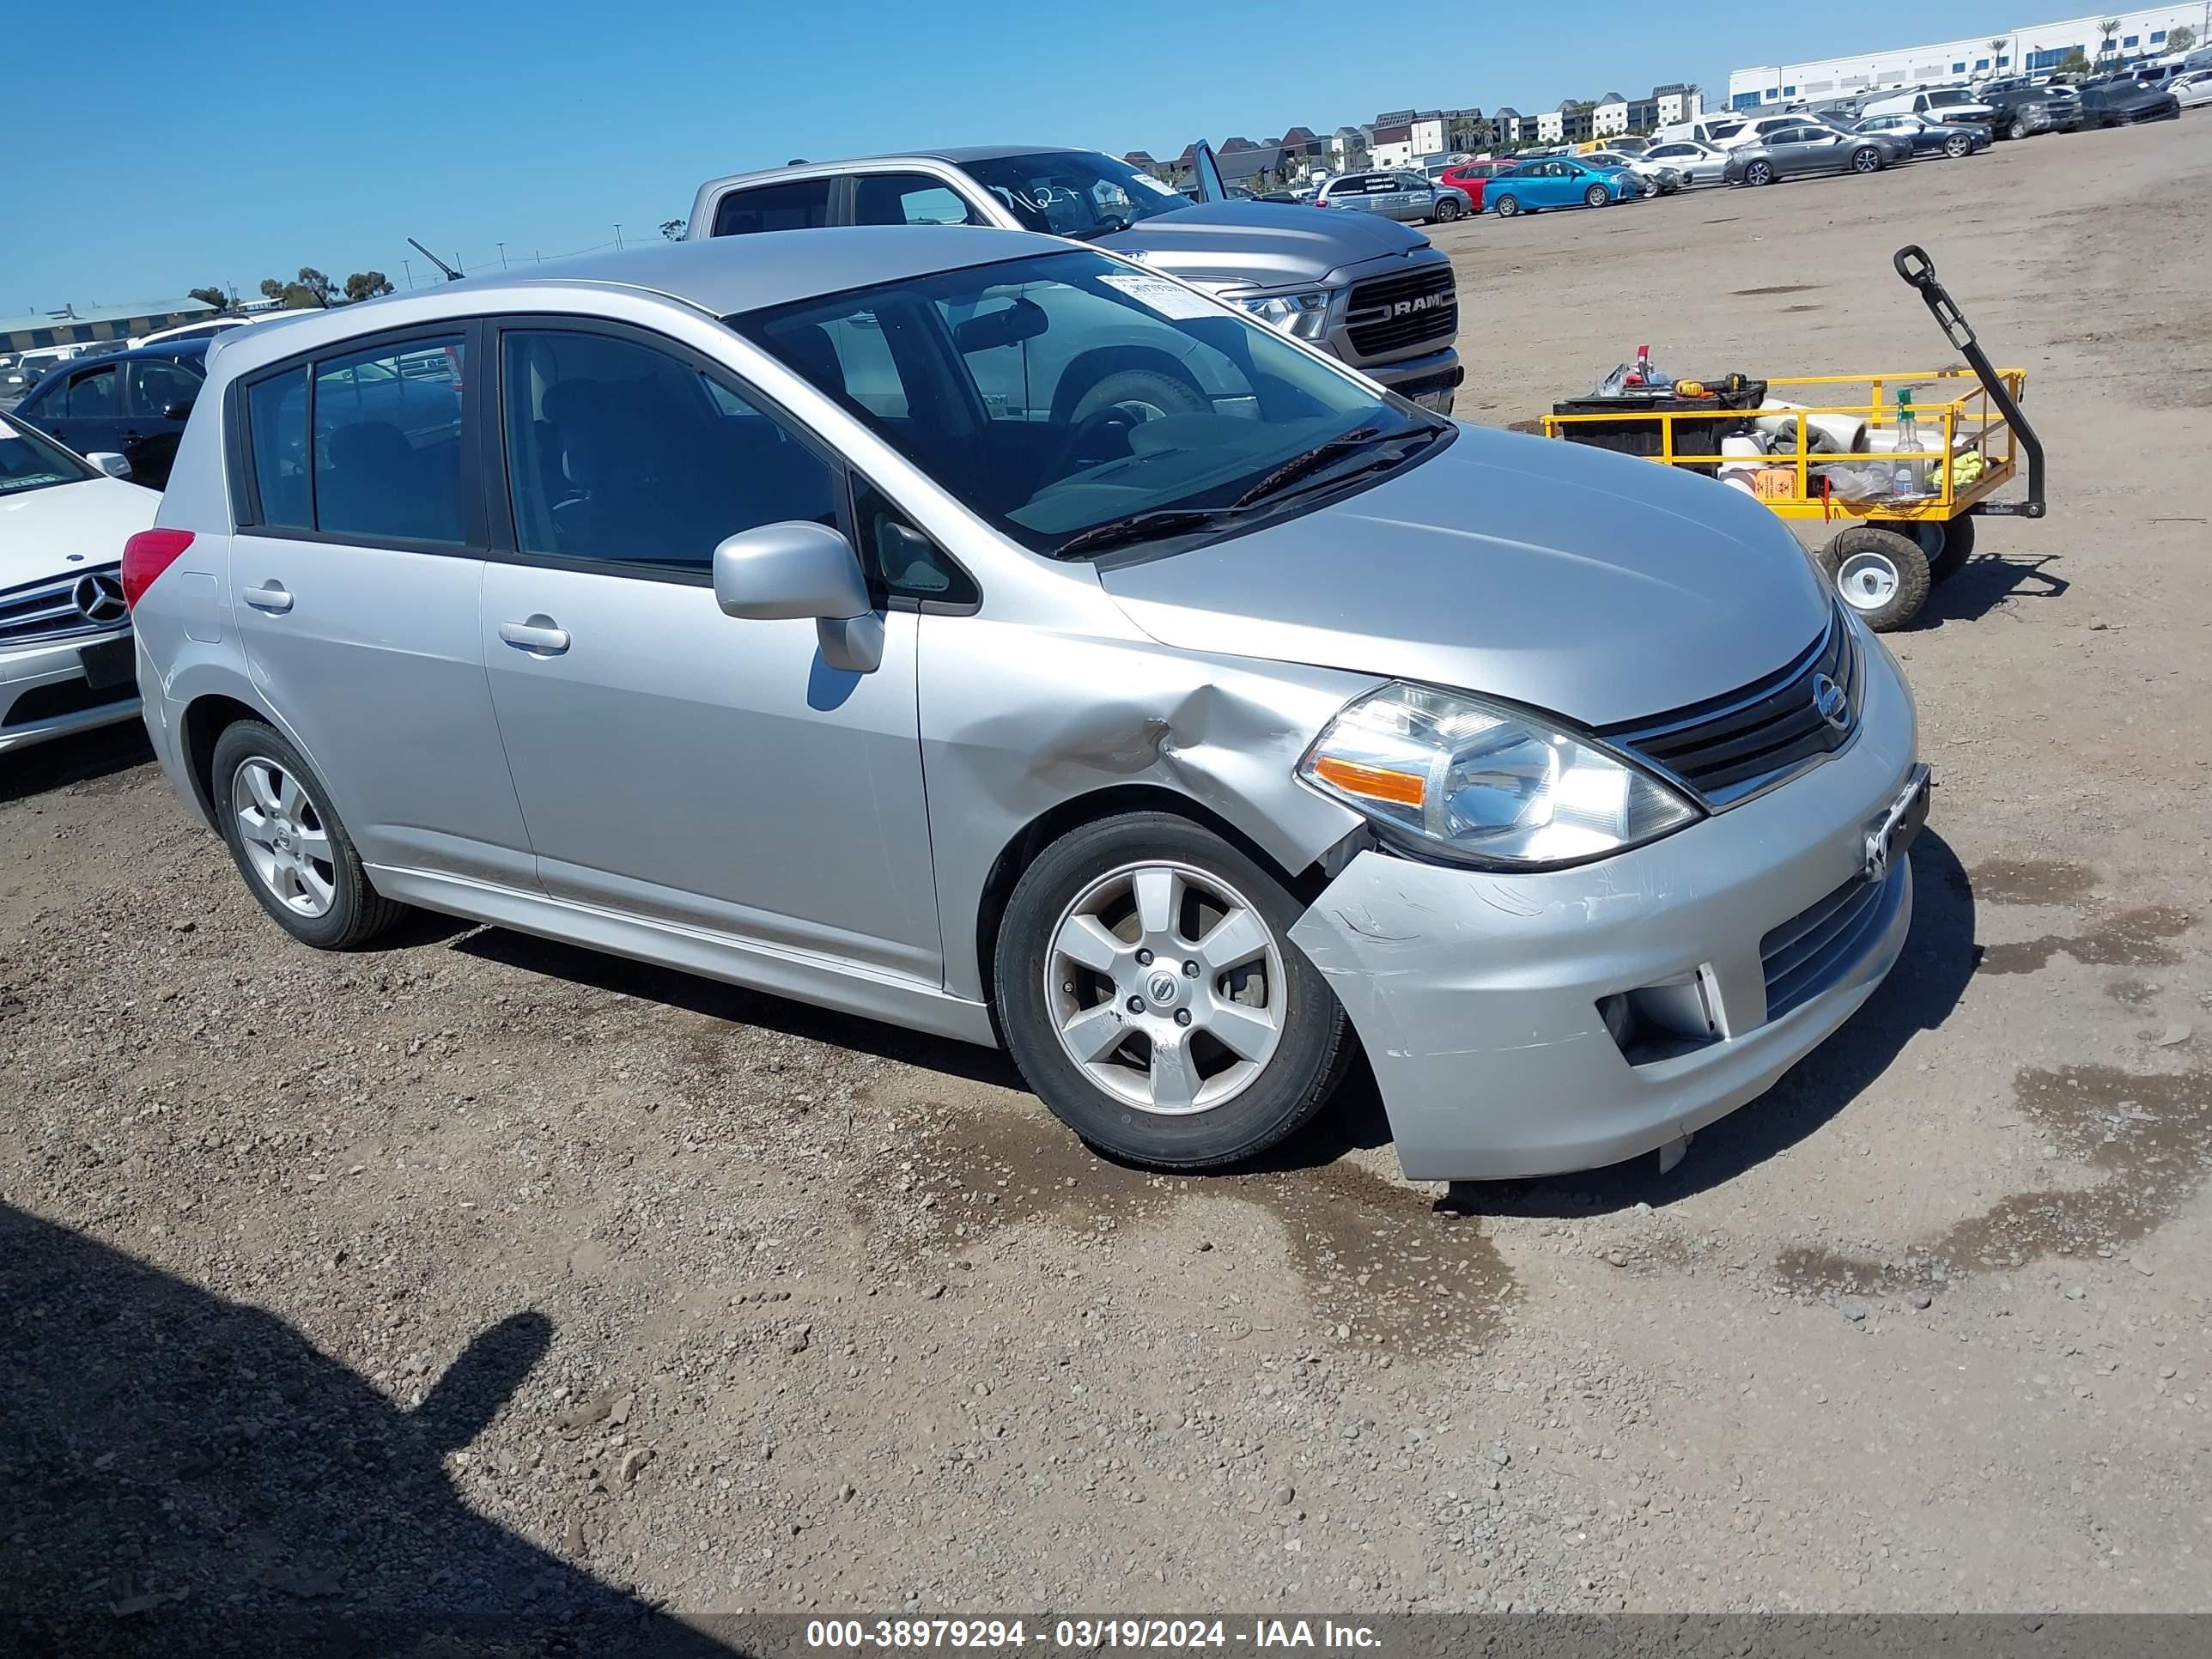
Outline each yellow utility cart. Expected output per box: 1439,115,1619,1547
1542,246,2046,630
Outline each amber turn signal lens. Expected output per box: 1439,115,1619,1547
1310,756,1426,807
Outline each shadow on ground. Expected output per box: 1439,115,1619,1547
0,722,151,807
1443,829,1979,1217
1908,551,2069,629
0,1204,738,1658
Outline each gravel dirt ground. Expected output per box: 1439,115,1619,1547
5,118,2211,1641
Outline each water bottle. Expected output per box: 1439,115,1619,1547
1890,389,1920,497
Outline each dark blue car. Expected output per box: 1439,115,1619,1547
9,338,210,489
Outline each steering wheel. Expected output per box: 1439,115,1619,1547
1048,404,1146,478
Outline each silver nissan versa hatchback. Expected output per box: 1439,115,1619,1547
129,229,1929,1182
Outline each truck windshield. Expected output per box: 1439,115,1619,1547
957,152,1191,240
732,248,1441,559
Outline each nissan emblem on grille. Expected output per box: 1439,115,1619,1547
72,572,128,626
1812,672,1850,732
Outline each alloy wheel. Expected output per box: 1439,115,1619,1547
1043,860,1285,1116
231,757,337,917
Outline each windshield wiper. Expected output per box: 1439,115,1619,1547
1231,422,1440,508
1053,506,1249,558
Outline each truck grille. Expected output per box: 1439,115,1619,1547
1344,266,1456,359
1760,864,1900,1020
0,564,127,648
1602,609,1862,807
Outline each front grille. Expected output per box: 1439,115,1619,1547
1344,265,1457,359
0,563,122,648
2,675,137,728
1760,865,1899,1020
1603,610,1862,807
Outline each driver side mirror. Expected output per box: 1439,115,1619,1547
162,398,197,422
712,520,883,674
87,452,132,479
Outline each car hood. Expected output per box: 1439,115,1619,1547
1097,426,1835,728
0,475,157,588
1103,201,1437,291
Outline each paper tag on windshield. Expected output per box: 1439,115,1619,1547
1097,273,1219,320
1129,173,1183,198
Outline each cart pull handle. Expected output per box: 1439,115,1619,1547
1892,243,2045,520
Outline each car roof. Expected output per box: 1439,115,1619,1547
36,337,210,369
695,146,1089,199
198,228,1080,381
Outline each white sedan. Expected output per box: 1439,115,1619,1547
0,416,156,754
1639,139,1731,186
2176,70,2212,109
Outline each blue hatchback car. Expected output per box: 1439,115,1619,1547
1483,157,1638,217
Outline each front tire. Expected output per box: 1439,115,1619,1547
1434,197,1462,222
210,720,405,950
2008,117,2032,140
1851,145,1885,173
1583,183,1610,208
1945,132,1972,158
994,812,1352,1171
1069,368,1207,428
1820,526,1932,632
1745,160,1776,186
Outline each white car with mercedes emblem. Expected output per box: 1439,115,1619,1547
0,414,155,755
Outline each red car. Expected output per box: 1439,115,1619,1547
1436,161,1518,211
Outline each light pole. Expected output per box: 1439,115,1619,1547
497,242,508,270
614,223,624,250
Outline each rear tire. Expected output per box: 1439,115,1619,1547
2008,117,2031,139
994,812,1352,1171
1912,514,1976,582
1493,193,1521,217
1434,197,1462,222
1820,526,1931,632
210,720,405,950
1583,183,1610,208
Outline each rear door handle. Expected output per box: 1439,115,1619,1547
499,617,570,655
243,581,294,614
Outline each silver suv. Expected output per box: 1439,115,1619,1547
131,229,1925,1182
1313,171,1468,223
687,146,1462,415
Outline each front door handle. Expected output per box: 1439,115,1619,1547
499,617,570,655
243,581,294,614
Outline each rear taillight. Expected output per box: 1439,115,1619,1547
121,529,194,608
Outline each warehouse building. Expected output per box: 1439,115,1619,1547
1,298,217,354
1728,5,2206,108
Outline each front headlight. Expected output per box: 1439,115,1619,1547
1299,682,1698,868
1232,289,1332,341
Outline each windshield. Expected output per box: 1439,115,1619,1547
957,151,1191,240
0,412,97,496
1926,89,1976,106
732,249,1437,558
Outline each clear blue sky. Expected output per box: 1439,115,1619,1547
9,0,2034,309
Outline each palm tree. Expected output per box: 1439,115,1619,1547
1989,36,2008,69
2097,17,2120,62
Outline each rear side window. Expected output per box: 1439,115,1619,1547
240,335,466,543
57,362,120,416
312,338,468,544
247,368,311,530
710,178,836,237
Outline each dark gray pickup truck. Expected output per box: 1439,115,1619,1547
686,143,1462,414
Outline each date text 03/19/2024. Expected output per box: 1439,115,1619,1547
802,1620,1383,1650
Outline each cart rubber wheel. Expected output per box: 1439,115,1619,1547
1820,526,1931,632
1911,514,1976,582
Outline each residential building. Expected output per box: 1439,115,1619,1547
1594,93,1631,137
1491,106,1528,145
1655,83,1704,125
1727,6,2203,108
1122,150,1162,177
1328,125,1371,168
0,297,217,354
1366,121,1416,169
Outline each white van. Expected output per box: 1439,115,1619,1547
1654,115,1749,149
1862,87,1999,125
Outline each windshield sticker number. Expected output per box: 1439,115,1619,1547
1098,273,1221,320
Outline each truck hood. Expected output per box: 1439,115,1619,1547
1102,201,1437,292
1097,425,1836,729
0,475,157,589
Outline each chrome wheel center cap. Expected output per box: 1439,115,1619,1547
1146,969,1183,1008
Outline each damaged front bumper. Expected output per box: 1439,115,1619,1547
1287,635,1923,1182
